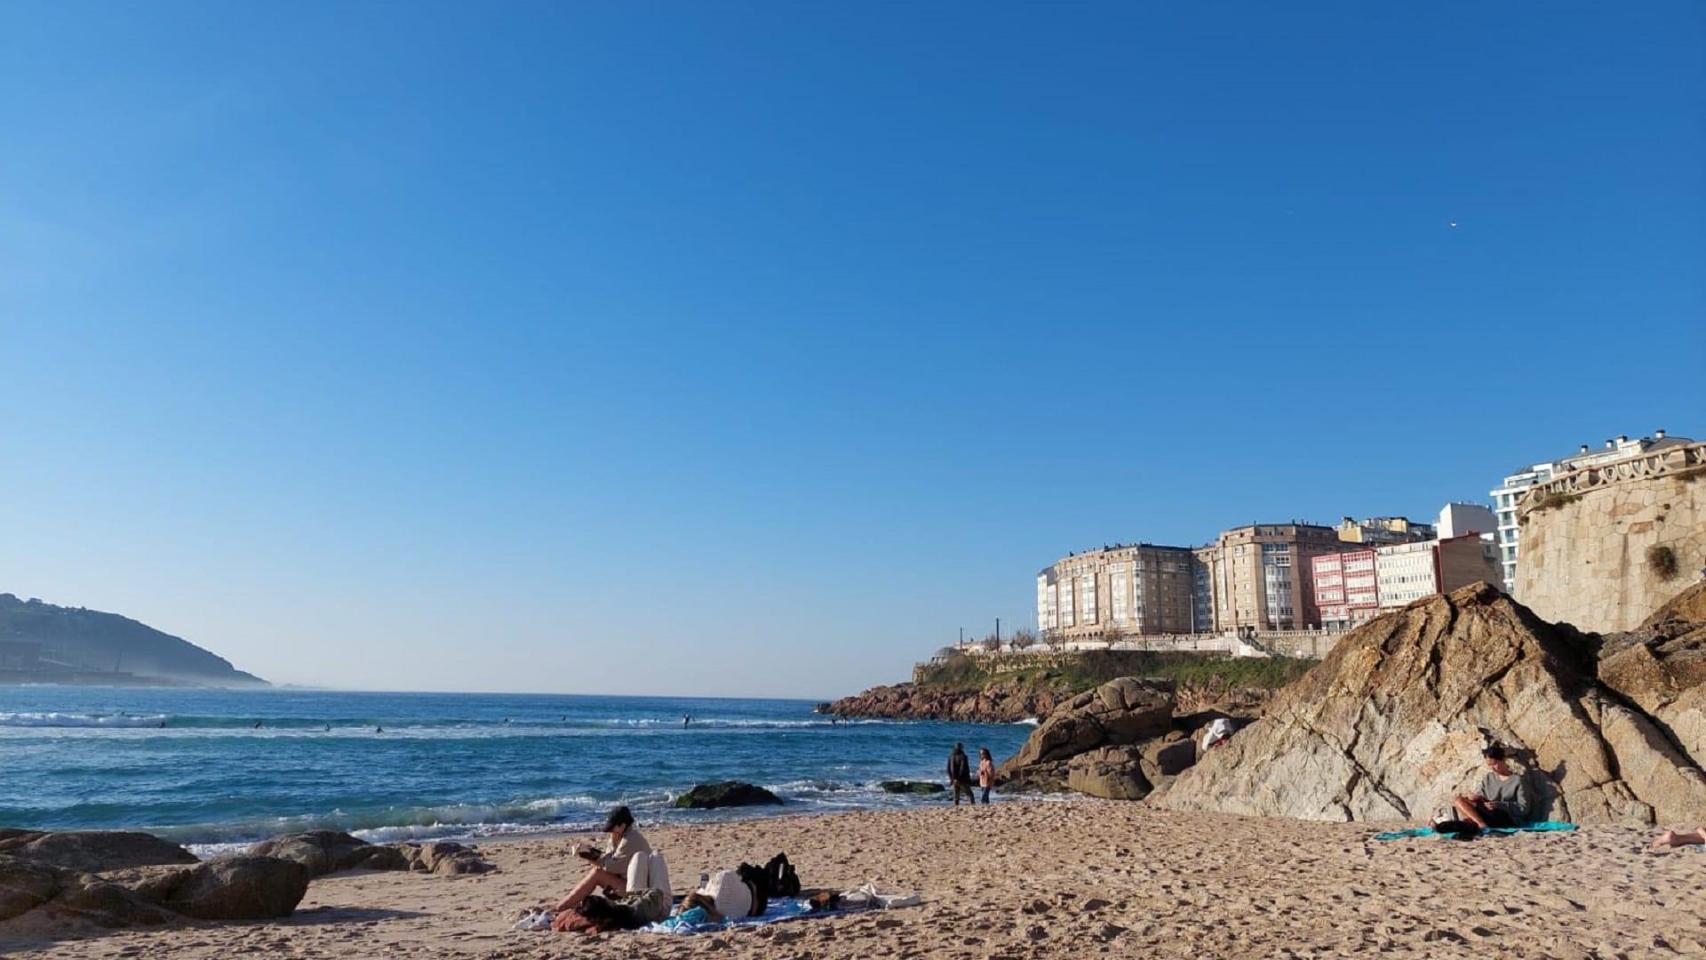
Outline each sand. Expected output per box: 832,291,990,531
4,801,1701,959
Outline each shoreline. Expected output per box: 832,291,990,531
6,800,1697,959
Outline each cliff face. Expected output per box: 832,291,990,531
1158,583,1706,825
1516,441,1706,632
0,594,266,686
828,681,1067,723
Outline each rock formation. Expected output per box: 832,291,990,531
827,682,1067,723
1598,581,1706,781
674,782,783,809
996,678,1178,799
246,831,491,878
0,834,306,932
1158,583,1706,825
878,780,945,795
0,828,495,936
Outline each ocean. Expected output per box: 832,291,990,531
0,687,1033,855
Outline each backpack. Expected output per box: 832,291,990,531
765,853,801,898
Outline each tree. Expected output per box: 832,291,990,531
980,633,1002,654
1043,629,1066,652
1008,627,1037,651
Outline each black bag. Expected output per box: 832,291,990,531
765,853,801,898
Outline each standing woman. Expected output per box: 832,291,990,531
977,747,995,804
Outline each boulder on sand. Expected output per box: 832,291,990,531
1158,583,1706,825
156,856,308,921
249,831,387,878
997,678,1175,796
674,782,783,809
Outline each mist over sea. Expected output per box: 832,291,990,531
0,687,1031,854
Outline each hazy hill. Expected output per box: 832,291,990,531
0,593,266,686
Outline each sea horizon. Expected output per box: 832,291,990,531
0,685,1032,856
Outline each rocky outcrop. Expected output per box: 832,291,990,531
0,843,305,931
0,828,493,936
153,856,308,921
827,682,1066,723
245,832,490,878
1158,583,1706,825
997,678,1175,797
878,780,945,795
0,830,197,873
674,782,783,809
1598,581,1706,784
391,841,493,876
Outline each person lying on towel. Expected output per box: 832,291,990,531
555,805,651,913
1450,745,1531,829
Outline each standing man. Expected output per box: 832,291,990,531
946,743,975,807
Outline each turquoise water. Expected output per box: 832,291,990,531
0,687,1032,852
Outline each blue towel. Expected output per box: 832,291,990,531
646,898,840,935
1373,821,1577,841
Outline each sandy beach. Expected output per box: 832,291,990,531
4,800,1698,960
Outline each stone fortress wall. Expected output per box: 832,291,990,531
1515,440,1706,632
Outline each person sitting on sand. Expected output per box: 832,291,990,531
1450,745,1531,828
554,805,651,913
1652,827,1706,850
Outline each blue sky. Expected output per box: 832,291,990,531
2,2,1702,697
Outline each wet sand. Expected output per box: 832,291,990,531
5,800,1700,959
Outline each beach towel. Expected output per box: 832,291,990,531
644,886,920,935
1373,821,1577,842
646,897,829,934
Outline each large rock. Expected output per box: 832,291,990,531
997,678,1175,795
674,782,783,809
1066,747,1150,800
0,831,196,873
1158,583,1706,824
158,856,308,920
0,856,60,922
878,780,946,795
392,841,492,876
247,830,395,877
1599,586,1706,789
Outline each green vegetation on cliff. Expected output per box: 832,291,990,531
917,650,1314,698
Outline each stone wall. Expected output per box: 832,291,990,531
1515,441,1706,632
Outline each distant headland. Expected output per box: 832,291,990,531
0,593,266,687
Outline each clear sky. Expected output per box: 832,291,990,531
2,2,1702,698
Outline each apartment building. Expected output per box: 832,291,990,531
1196,523,1341,631
1311,548,1380,630
1336,516,1435,545
1376,534,1504,609
1437,502,1497,540
1037,543,1197,642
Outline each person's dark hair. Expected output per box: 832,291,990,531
603,805,635,831
954,742,965,752
979,747,992,761
1481,744,1507,761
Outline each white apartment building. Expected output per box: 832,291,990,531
1375,540,1439,609
1490,430,1689,594
1437,502,1497,540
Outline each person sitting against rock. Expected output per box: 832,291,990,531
1450,745,1531,828
1651,827,1706,851
554,805,651,913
